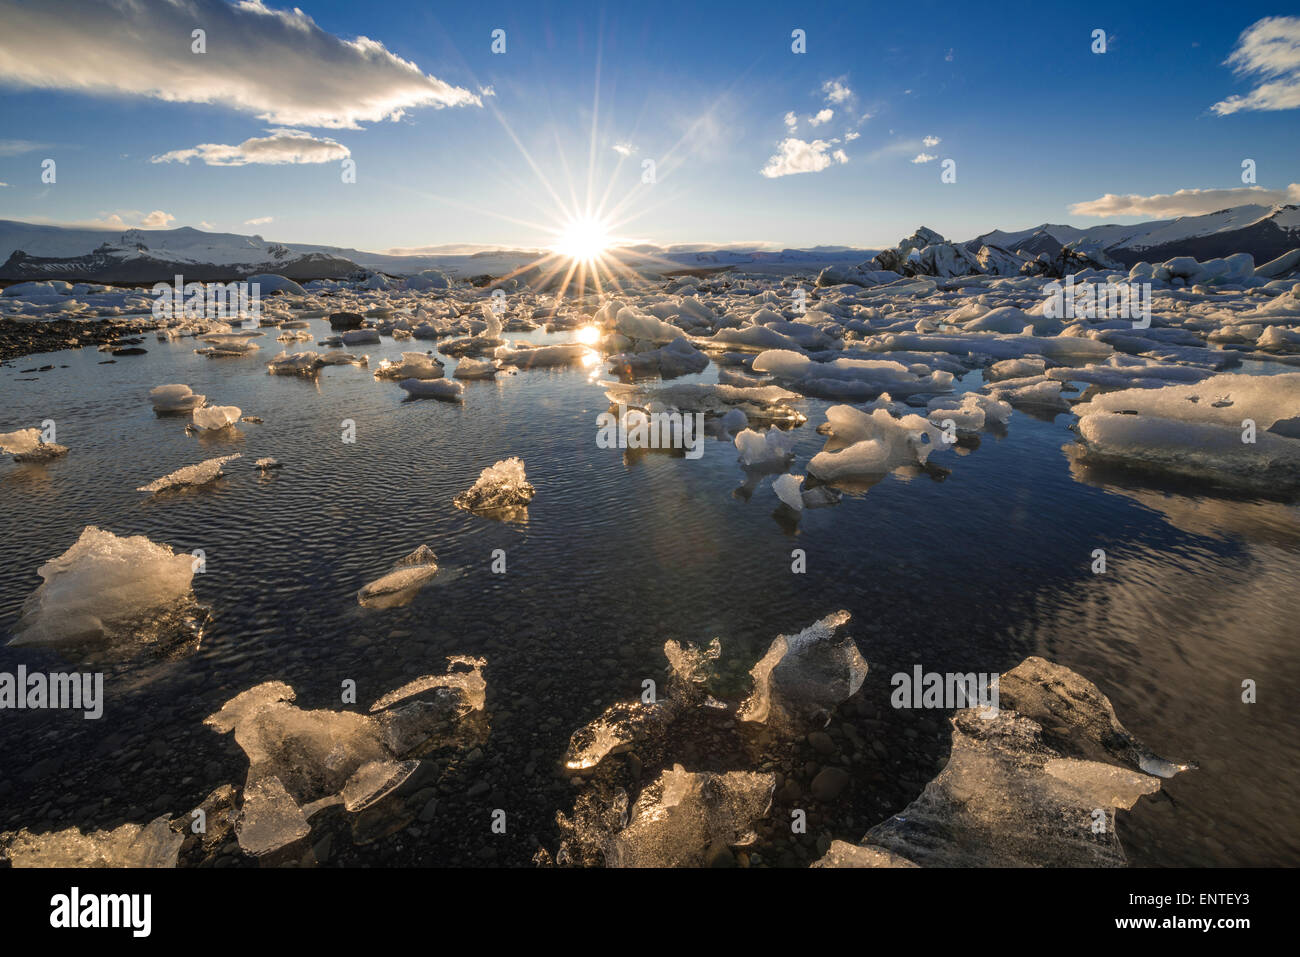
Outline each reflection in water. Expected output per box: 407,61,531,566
1,317,1297,866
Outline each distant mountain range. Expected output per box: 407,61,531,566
2,203,1298,284
965,204,1300,268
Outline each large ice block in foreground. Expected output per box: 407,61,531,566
1072,372,1300,489
10,527,196,646
205,656,487,857
1,815,183,868
737,609,867,732
605,765,776,867
815,656,1193,868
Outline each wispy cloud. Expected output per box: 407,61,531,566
1211,16,1300,115
612,142,637,157
1069,183,1300,217
0,0,480,129
244,216,274,226
0,139,48,157
152,129,350,166
922,135,941,147
911,152,937,164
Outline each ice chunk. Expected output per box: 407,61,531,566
734,427,796,468
196,332,261,356
987,357,1046,381
206,658,487,857
602,381,807,428
738,610,867,731
138,454,240,493
10,527,196,646
772,472,805,510
453,457,535,512
357,545,439,608
266,351,322,376
190,405,241,430
375,351,444,380
609,337,709,379
398,378,464,401
1072,372,1300,489
494,341,595,368
342,328,381,345
1,814,182,868
0,427,68,462
752,349,953,400
808,408,947,480
603,765,775,867
823,656,1192,867
453,356,499,379
149,383,206,413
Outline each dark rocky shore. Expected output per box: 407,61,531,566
0,318,157,363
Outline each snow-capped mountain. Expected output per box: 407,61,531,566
964,204,1300,266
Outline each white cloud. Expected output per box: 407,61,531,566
612,142,637,157
784,111,798,130
822,79,852,104
922,135,941,147
844,131,860,142
1070,183,1300,217
479,85,496,97
72,209,177,229
244,216,274,226
911,153,937,164
198,221,215,229
0,0,480,129
152,128,350,166
1211,16,1300,115
809,108,833,127
0,139,48,157
760,138,848,178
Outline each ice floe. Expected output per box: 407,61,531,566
9,527,201,648
453,457,535,513
138,454,241,493
357,545,439,609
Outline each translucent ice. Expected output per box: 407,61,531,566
149,383,206,413
737,610,867,732
10,527,196,646
454,457,535,512
138,454,241,493
734,427,797,468
190,405,241,430
375,351,444,380
1,814,183,868
357,545,439,608
398,377,464,401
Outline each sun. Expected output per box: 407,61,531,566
553,216,612,262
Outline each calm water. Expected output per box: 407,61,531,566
1,319,1297,866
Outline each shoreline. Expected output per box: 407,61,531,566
0,317,158,363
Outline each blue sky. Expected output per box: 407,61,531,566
1,0,1298,251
